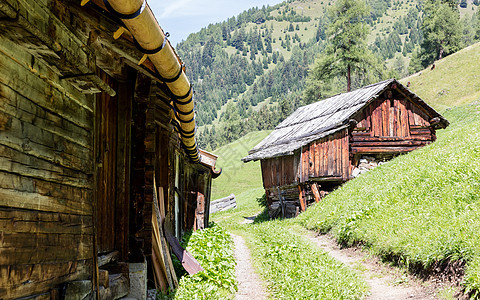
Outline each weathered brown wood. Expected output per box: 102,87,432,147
311,183,321,203
351,146,419,154
0,209,93,235
98,270,109,288
337,132,342,177
0,235,93,265
0,171,91,205
342,130,349,180
0,145,91,188
0,187,92,215
298,185,306,212
381,100,388,136
350,135,432,142
115,68,134,260
0,50,93,131
0,88,91,149
152,214,170,291
95,69,118,253
352,140,429,147
152,184,177,289
327,136,334,176
319,139,325,177
151,245,168,292
0,260,91,299
98,251,119,268
195,193,205,230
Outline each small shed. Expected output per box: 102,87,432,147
243,79,448,218
0,0,220,298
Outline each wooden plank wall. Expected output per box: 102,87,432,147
260,154,297,189
95,70,118,254
0,35,93,298
351,95,435,155
304,129,349,182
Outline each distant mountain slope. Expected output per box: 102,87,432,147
177,0,479,150
178,0,420,124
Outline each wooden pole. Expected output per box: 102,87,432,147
311,183,321,203
298,185,306,212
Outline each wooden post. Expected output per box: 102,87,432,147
311,183,321,203
195,192,205,230
277,187,284,218
298,185,306,212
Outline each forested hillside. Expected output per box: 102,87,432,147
176,0,480,150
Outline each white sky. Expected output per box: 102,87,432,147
149,0,285,46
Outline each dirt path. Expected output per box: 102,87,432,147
231,234,268,300
297,230,451,300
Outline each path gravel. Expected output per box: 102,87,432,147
232,234,268,300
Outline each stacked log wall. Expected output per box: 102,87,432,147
0,30,94,298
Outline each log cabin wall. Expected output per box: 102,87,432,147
0,24,94,299
350,90,436,158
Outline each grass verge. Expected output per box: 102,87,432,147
173,224,237,300
296,104,480,296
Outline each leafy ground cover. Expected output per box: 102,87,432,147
244,220,369,299
174,224,237,300
296,103,480,296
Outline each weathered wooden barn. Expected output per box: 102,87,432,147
0,0,220,298
243,79,448,218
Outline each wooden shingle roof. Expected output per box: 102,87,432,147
242,79,448,162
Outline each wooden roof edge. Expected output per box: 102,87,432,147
242,124,349,162
199,149,222,177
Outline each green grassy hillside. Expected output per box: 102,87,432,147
212,130,270,200
297,103,480,295
210,131,269,232
401,41,480,111
294,42,480,295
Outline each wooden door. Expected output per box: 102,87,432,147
95,71,118,253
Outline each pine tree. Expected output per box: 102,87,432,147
419,0,462,66
310,0,378,92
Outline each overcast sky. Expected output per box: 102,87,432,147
149,0,285,46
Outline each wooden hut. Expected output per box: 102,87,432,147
243,79,448,218
0,0,220,298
